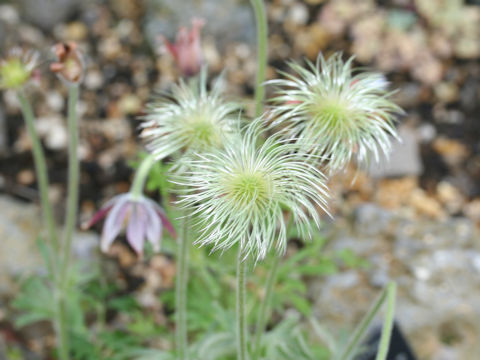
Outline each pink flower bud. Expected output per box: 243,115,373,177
161,18,205,77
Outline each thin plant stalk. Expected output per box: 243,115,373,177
17,92,59,261
130,154,156,197
252,255,279,358
61,84,79,274
18,92,68,359
57,84,80,360
240,1,267,357
176,214,190,360
375,282,396,360
236,248,248,360
249,0,268,117
339,282,397,360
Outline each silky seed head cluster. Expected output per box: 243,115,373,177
141,72,240,163
174,119,329,261
269,53,402,172
0,48,39,90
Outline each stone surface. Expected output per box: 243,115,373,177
311,202,480,359
368,125,423,178
0,105,6,155
17,0,80,30
0,195,100,296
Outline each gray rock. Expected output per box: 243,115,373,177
0,195,100,296
143,0,255,51
314,203,480,358
0,196,45,295
368,125,423,178
353,202,394,237
17,0,80,30
0,105,6,155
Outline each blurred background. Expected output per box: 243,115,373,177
0,0,479,359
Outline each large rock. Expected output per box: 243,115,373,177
17,0,80,31
0,195,99,296
143,0,256,51
368,124,423,178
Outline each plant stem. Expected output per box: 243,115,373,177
375,282,397,360
56,289,70,360
17,92,59,259
56,84,80,360
61,84,79,275
236,247,248,360
130,154,156,198
339,282,396,360
252,255,279,359
176,214,190,360
249,0,268,117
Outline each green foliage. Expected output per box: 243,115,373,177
11,162,389,360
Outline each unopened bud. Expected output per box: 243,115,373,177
50,42,85,84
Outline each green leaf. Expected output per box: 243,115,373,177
337,281,397,360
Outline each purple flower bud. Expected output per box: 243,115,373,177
83,193,175,256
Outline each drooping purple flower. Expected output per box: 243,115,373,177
83,193,175,255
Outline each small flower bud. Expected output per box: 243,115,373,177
161,18,205,77
50,42,85,84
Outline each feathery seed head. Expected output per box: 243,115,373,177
0,48,39,90
141,72,240,165
174,118,330,261
269,52,403,172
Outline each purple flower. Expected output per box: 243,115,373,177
83,193,175,255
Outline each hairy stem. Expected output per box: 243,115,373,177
61,84,79,275
252,255,279,358
236,248,248,360
57,84,80,360
176,214,190,360
17,92,59,260
249,0,268,117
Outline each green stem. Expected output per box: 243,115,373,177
17,92,59,259
375,282,397,360
131,154,156,198
61,84,79,275
57,84,80,360
339,282,396,360
176,214,190,360
236,248,248,360
252,255,279,359
249,0,268,117
56,289,70,360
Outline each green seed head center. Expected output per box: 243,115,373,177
184,113,221,148
310,98,350,126
227,172,270,207
0,59,31,89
